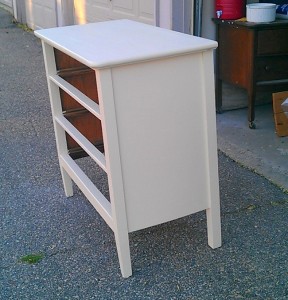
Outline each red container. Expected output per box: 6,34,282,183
215,0,246,20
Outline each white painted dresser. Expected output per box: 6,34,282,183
35,20,221,277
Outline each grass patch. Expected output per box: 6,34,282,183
246,204,257,211
17,23,33,32
19,253,44,264
12,19,33,32
270,200,288,206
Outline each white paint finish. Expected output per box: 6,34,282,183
200,50,222,248
110,55,212,231
74,0,155,25
96,68,132,277
37,20,221,277
35,20,217,69
41,42,73,197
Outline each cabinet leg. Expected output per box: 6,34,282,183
248,90,256,129
216,78,223,113
114,230,132,278
54,123,74,197
249,121,256,129
60,167,73,197
206,207,222,249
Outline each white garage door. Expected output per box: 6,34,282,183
74,0,155,25
25,0,57,29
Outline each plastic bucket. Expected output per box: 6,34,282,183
246,3,276,23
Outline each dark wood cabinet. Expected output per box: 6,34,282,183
214,19,288,128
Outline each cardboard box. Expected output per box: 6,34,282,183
272,91,288,137
281,98,288,112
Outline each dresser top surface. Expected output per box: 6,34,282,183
35,19,217,69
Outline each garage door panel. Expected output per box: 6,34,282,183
138,0,155,24
74,0,111,24
25,0,57,29
112,0,134,14
33,2,57,28
74,0,154,25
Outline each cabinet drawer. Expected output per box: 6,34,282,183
59,70,99,111
255,56,288,81
65,110,104,156
54,48,85,69
257,29,288,55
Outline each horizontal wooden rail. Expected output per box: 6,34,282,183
57,66,93,78
59,153,114,230
55,115,107,172
49,74,101,120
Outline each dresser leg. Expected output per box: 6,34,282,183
60,167,74,197
248,90,256,129
206,205,222,249
114,230,132,278
249,121,256,129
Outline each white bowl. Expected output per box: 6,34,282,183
246,3,276,23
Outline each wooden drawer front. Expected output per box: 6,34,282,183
54,48,85,70
257,29,288,55
54,48,103,158
219,26,254,88
255,56,288,81
65,111,103,154
59,71,98,111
